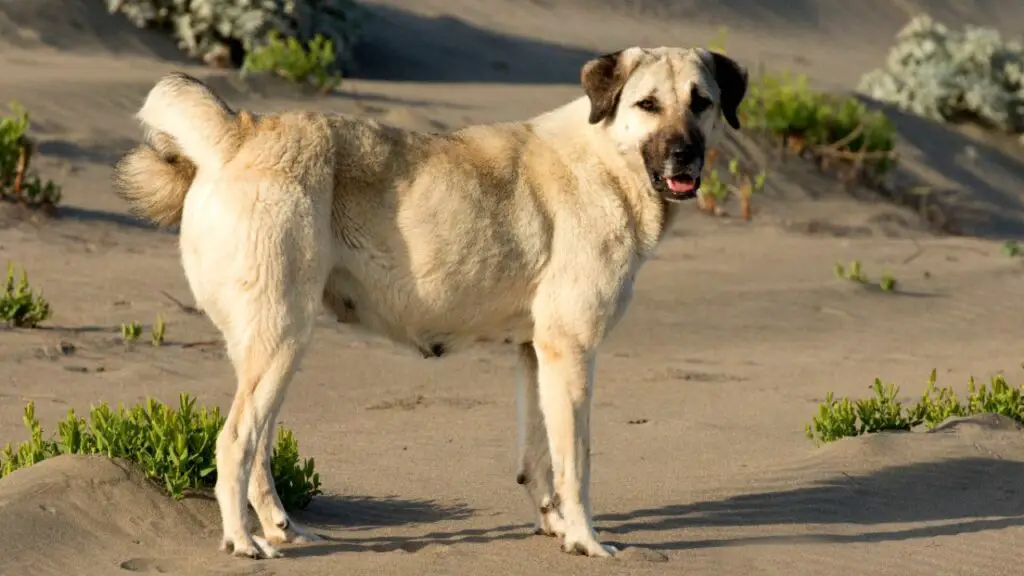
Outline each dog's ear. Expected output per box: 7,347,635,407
705,50,748,130
581,51,628,125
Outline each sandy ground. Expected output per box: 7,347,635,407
2,1,1024,575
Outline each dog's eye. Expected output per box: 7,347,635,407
635,98,659,112
690,92,712,115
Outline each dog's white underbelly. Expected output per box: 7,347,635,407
322,266,535,358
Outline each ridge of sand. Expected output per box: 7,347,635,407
0,455,220,575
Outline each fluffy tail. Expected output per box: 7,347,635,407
113,72,241,228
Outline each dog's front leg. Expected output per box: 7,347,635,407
534,339,616,558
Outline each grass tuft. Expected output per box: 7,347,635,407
241,32,342,94
740,72,899,182
1,262,51,327
0,102,61,212
0,394,321,510
806,369,1024,445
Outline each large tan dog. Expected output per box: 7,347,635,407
113,46,747,559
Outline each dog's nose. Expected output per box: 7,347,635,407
666,138,704,176
667,141,703,164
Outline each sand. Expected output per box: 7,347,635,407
2,1,1024,574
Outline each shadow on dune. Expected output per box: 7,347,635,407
301,493,475,530
198,73,473,111
0,203,171,233
569,0,819,28
0,0,192,64
37,139,134,166
598,456,1024,549
284,522,534,557
857,97,1024,240
284,487,532,557
570,0,1023,40
285,493,523,556
57,206,171,232
348,4,598,84
282,455,1024,558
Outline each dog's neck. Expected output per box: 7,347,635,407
529,96,679,257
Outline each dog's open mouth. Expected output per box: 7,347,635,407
662,174,700,201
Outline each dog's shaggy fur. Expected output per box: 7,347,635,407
113,46,748,559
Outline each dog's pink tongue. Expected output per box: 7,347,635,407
667,177,694,194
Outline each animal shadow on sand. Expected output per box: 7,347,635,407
857,96,1024,240
282,456,1024,557
598,456,1024,550
284,494,537,557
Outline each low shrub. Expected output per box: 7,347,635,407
241,31,343,92
699,152,766,220
741,72,899,177
106,0,364,78
806,369,1024,445
858,15,1024,141
0,394,322,510
833,260,897,292
120,321,143,344
0,103,62,212
1,263,51,328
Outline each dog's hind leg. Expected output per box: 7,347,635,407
214,290,319,559
515,343,567,538
201,212,330,559
247,418,323,545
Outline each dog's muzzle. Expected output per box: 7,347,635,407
651,141,704,202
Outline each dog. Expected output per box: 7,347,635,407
112,46,748,559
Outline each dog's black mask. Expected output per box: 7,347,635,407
641,125,705,203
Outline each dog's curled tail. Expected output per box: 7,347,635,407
113,72,240,228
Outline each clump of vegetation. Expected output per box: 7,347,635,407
879,271,897,292
0,394,321,509
806,369,1024,445
0,103,61,213
120,321,143,344
1003,240,1021,258
107,0,362,77
740,72,899,181
699,152,767,220
834,260,869,283
241,31,343,93
858,15,1024,141
120,315,170,346
1,263,51,328
834,260,898,292
152,314,166,346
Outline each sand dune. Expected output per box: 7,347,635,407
2,0,1024,575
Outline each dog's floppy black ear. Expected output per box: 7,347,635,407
706,50,748,130
581,51,627,125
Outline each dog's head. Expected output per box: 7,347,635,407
581,47,748,203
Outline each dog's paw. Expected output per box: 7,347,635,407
263,518,323,545
533,509,567,538
220,534,283,559
560,532,617,558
